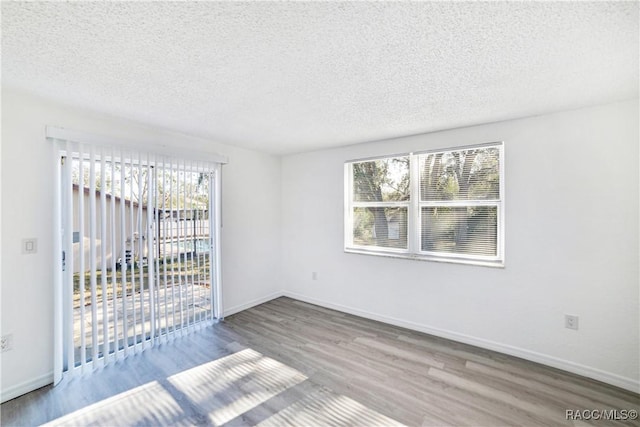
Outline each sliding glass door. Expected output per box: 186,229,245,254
54,138,223,379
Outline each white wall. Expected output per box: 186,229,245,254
2,90,637,400
281,99,640,391
0,89,282,400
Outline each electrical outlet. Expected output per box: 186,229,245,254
1,334,13,352
22,238,37,254
312,272,318,280
565,315,579,330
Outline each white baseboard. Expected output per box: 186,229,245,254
1,372,53,404
223,291,284,317
3,291,636,403
282,291,640,394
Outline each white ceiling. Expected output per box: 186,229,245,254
2,2,638,155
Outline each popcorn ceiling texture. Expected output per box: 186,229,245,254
2,2,638,154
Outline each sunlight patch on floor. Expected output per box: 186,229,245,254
42,381,182,426
258,387,405,427
167,348,308,425
38,347,402,427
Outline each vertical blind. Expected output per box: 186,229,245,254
50,128,225,382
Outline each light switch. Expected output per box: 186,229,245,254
22,238,37,254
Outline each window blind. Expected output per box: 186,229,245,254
49,127,225,383
344,142,504,267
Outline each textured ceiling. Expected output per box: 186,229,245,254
2,2,638,155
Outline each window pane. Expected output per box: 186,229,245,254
353,207,407,249
420,148,500,201
353,157,410,202
421,206,497,256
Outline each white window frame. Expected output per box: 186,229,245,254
344,142,505,268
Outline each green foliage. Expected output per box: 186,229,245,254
353,157,409,202
421,148,499,201
71,159,210,209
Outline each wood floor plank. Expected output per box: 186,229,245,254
257,386,404,427
353,336,446,369
2,297,638,427
464,360,634,411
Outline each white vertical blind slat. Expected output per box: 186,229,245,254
100,149,109,366
136,151,145,350
176,159,184,335
120,148,129,358
129,153,137,354
152,158,159,341
188,160,194,331
162,158,169,343
147,153,156,346
215,166,223,320
196,160,203,325
110,147,118,362
169,160,177,339
78,145,87,371
89,146,99,366
53,144,63,386
64,141,75,374
183,159,189,331
154,158,162,342
210,168,218,320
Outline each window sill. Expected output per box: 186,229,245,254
344,247,505,268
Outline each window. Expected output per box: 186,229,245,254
350,156,410,250
345,142,504,267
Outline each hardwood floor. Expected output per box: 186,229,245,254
1,297,638,426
